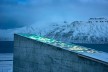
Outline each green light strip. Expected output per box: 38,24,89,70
18,34,98,53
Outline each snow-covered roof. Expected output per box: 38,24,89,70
16,33,108,65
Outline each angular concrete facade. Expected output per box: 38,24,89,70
14,34,108,72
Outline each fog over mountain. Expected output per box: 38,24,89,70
0,0,108,42
1,18,108,44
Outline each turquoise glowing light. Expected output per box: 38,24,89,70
19,34,98,53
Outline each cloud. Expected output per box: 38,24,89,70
0,0,108,29
0,0,108,40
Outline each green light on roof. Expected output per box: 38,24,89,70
18,34,98,54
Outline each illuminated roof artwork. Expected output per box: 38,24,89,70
17,34,108,65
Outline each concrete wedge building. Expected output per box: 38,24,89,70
14,34,108,72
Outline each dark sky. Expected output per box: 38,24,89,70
0,0,108,29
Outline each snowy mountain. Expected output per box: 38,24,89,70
0,22,63,41
46,18,108,44
1,18,108,44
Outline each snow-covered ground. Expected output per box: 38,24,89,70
0,53,13,72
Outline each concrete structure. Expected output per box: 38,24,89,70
14,34,108,72
88,18,108,23
0,53,13,72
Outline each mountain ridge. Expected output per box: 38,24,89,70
1,18,108,44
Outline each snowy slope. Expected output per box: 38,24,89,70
1,18,108,44
0,22,63,41
46,20,108,44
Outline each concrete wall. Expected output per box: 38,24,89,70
14,34,108,72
